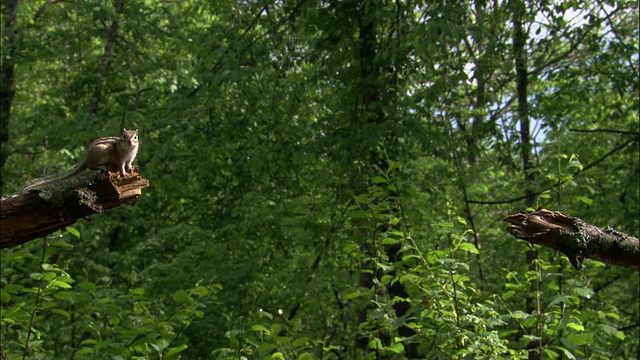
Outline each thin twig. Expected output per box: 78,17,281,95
468,137,638,205
22,239,49,359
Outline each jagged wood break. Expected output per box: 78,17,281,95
1,168,149,249
504,208,639,271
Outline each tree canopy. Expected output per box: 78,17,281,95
1,0,638,358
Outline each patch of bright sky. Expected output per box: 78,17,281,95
462,1,618,144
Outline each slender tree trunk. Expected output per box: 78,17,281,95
354,2,417,358
469,0,487,163
0,0,19,196
354,4,380,356
91,0,125,116
513,1,541,359
465,0,488,283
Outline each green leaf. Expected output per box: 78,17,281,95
381,237,399,245
259,310,273,319
511,311,529,319
131,288,145,296
539,191,551,200
73,347,95,358
51,308,71,320
598,324,623,339
547,295,573,307
551,346,576,360
377,263,394,271
294,337,309,347
192,286,209,297
78,282,96,292
150,339,168,352
166,344,189,357
386,343,404,354
368,339,382,350
402,255,421,264
355,194,370,204
399,273,420,284
605,311,620,321
172,290,189,304
571,287,593,299
1,290,10,303
50,240,73,248
29,272,43,280
576,196,593,206
43,271,56,281
565,322,584,331
349,209,369,219
565,333,593,346
65,226,81,239
51,280,72,289
251,324,271,335
457,242,479,254
343,291,362,300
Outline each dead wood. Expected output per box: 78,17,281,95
504,208,639,271
1,168,149,249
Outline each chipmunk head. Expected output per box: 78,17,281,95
122,128,139,144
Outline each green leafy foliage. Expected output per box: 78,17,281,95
1,0,638,358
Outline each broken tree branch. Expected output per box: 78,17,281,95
504,208,639,271
1,168,149,249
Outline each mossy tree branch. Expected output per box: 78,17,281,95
1,169,149,249
504,208,639,271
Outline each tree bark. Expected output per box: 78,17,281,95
0,0,19,196
511,2,543,357
1,169,149,248
91,0,125,116
504,208,640,271
353,2,418,358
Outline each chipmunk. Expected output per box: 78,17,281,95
21,129,139,192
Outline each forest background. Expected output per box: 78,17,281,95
1,0,638,359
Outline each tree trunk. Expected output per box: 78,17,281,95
0,0,19,196
512,1,542,358
354,1,417,357
91,0,125,116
